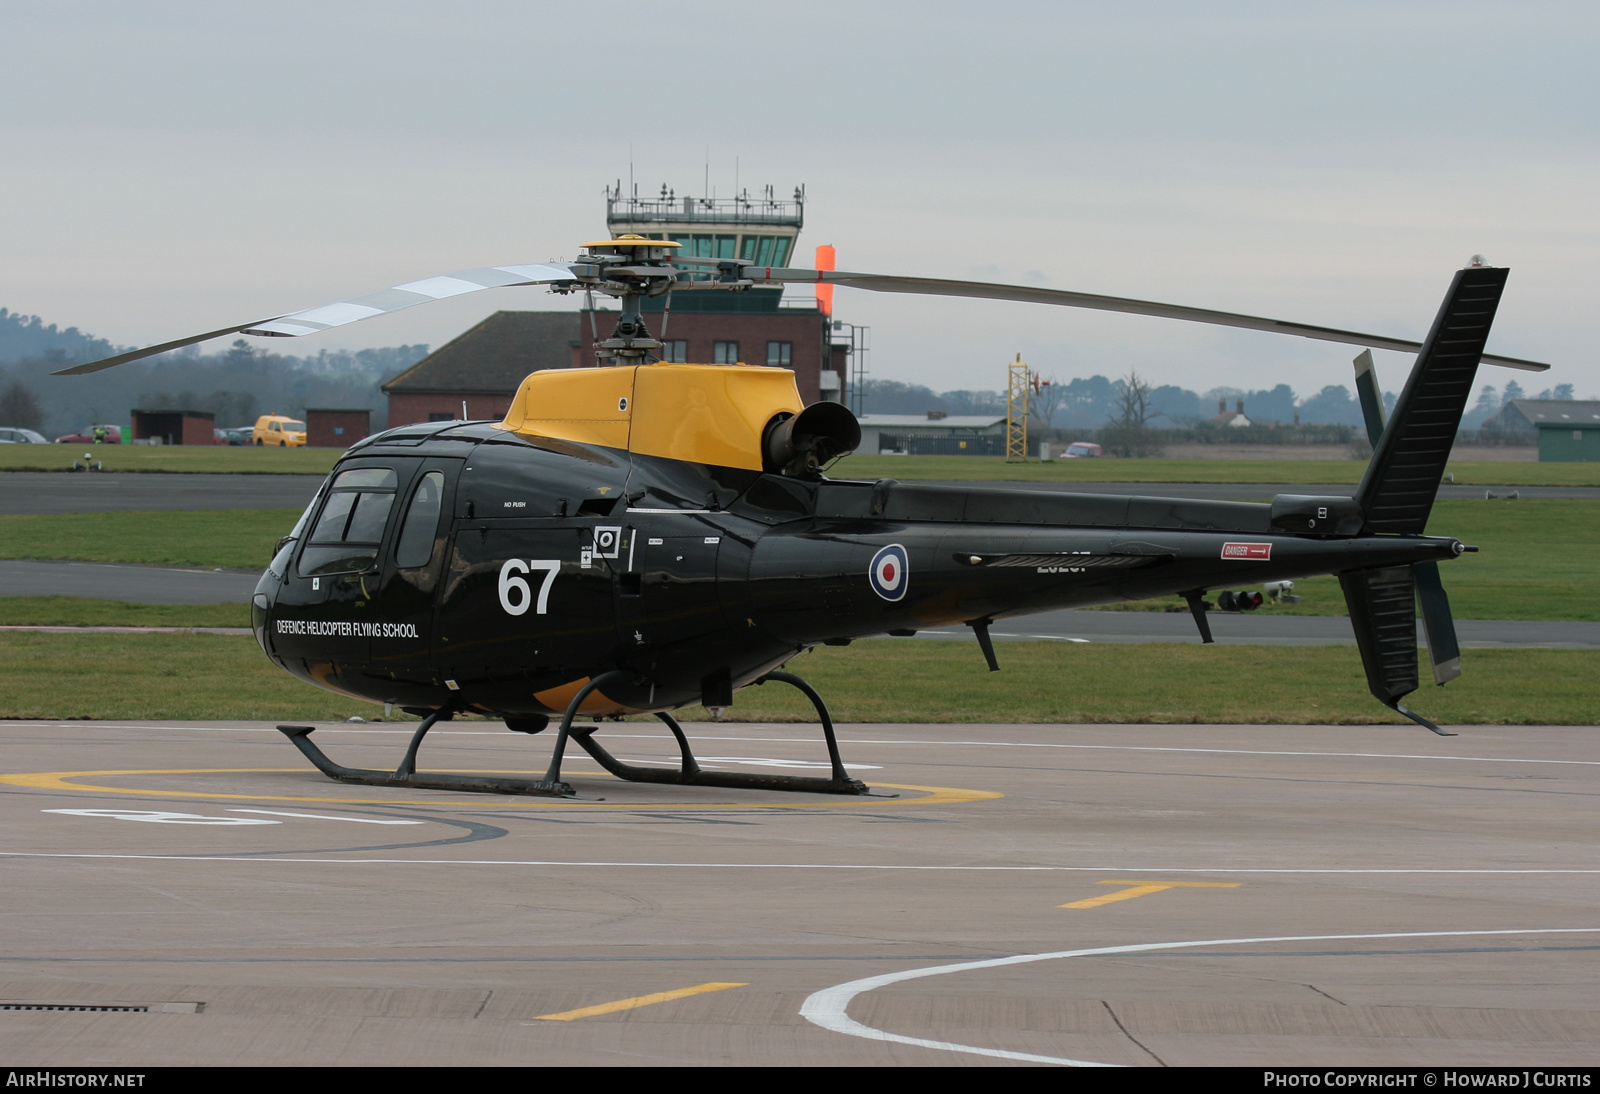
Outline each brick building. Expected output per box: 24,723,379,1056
383,312,580,427
305,408,372,448
129,408,216,445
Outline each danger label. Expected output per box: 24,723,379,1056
1221,542,1271,560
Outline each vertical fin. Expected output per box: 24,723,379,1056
1352,348,1464,687
1356,265,1508,535
1341,566,1420,704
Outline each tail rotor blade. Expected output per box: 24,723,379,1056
1415,561,1462,686
1353,349,1387,447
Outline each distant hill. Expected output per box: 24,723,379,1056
0,308,427,438
0,308,121,366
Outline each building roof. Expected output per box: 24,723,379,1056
856,414,1006,430
1489,399,1600,430
382,311,580,394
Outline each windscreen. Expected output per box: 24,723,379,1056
298,466,399,576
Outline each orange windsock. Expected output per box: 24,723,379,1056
814,244,835,317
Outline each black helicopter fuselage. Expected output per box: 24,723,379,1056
252,418,1461,720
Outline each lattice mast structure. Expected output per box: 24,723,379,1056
1005,353,1031,462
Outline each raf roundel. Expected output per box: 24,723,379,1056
869,544,909,602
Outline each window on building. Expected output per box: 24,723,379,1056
766,342,792,367
428,412,452,422
661,340,688,363
668,234,738,259
713,341,741,364
738,235,793,266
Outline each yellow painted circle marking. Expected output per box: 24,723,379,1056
0,769,1001,810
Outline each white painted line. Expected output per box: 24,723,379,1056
5,723,1599,767
42,809,278,826
228,809,422,825
0,852,1597,873
684,736,1600,769
800,927,1600,1068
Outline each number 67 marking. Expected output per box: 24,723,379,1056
498,559,560,616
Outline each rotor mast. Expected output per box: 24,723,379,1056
575,236,678,364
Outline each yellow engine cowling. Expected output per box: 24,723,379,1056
497,363,805,471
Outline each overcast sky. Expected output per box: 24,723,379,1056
3,1,1595,397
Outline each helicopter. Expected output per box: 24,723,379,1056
58,237,1550,798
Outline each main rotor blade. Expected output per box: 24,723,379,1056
49,320,282,376
741,268,1550,373
53,263,581,375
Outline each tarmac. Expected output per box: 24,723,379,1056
0,718,1595,1066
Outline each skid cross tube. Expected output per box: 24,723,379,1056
570,671,869,795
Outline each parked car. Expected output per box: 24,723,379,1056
252,415,307,447
55,424,123,444
0,427,50,443
1063,441,1103,458
218,426,255,445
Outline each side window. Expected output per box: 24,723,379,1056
298,466,399,576
394,471,445,568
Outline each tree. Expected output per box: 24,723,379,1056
1111,371,1156,429
1101,372,1162,457
0,381,44,431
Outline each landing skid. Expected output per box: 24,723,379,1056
561,671,870,796
277,669,871,797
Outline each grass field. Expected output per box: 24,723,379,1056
3,499,1592,622
1103,499,1599,621
0,508,302,570
828,453,1600,487
0,598,247,627
0,633,1590,725
0,445,340,474
4,443,1595,484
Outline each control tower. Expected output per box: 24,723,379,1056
603,182,806,314
581,182,849,405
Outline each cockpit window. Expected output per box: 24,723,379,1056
331,467,396,490
394,471,445,568
299,465,399,576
